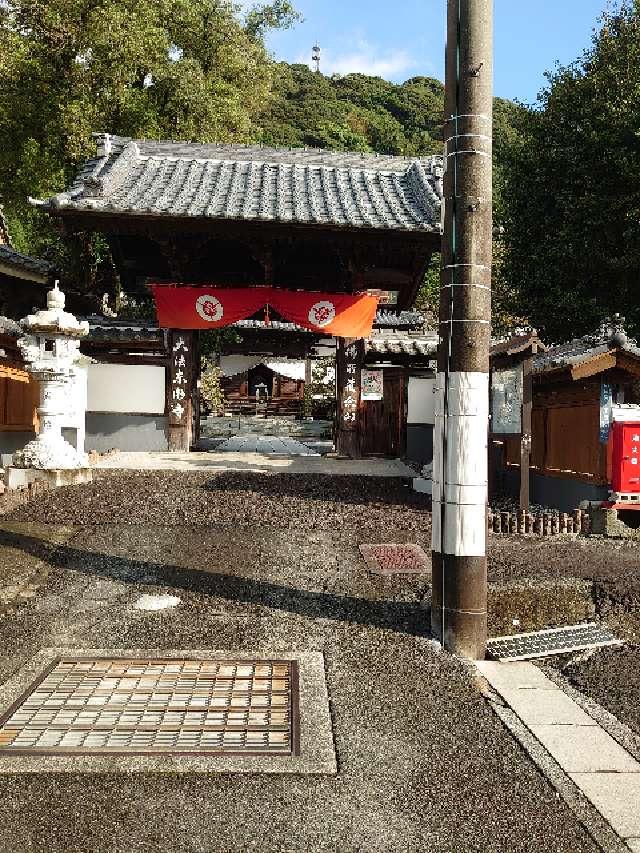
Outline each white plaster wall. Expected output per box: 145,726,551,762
407,376,436,425
87,363,166,414
62,364,88,451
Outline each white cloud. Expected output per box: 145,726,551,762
295,40,418,80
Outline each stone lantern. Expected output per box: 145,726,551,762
6,282,93,488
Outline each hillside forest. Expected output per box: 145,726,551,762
1,0,639,340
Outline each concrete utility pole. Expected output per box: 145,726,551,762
431,0,493,660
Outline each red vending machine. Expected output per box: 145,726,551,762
609,420,640,507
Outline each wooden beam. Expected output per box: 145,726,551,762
570,351,617,380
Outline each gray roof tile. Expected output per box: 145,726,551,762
533,317,640,374
365,330,438,358
36,135,443,233
0,243,51,280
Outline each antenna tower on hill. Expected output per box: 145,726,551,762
312,44,321,73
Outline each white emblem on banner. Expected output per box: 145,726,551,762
195,295,224,322
308,300,336,328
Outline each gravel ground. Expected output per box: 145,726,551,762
0,472,636,852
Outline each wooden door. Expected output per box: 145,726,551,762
360,368,406,457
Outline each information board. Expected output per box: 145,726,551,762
361,369,383,401
491,366,523,435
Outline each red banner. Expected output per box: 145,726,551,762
268,289,379,338
150,286,271,329
150,285,379,338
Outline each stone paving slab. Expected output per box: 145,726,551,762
479,660,640,848
569,773,640,841
93,451,416,477
530,724,640,773
216,435,321,456
495,686,597,726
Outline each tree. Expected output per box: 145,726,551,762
500,1,640,342
0,0,298,277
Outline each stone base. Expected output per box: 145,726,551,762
588,506,640,540
4,466,93,491
413,477,432,495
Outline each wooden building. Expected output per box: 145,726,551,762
0,316,40,465
491,320,640,511
0,212,53,463
32,134,443,455
361,318,438,461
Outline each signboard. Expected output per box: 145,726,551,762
600,382,613,443
361,369,383,401
340,340,361,426
491,366,523,434
169,334,191,424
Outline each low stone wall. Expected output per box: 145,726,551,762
0,478,52,514
589,506,640,541
488,508,591,536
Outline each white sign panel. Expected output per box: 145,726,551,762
491,366,523,434
408,376,436,424
88,363,166,414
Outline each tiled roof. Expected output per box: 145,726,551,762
0,315,21,337
374,309,426,330
0,243,51,281
533,317,640,374
85,317,164,344
232,318,312,333
366,330,438,358
33,134,443,233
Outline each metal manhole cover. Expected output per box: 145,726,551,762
0,657,299,756
359,544,430,574
487,623,622,661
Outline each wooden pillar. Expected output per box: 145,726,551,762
336,337,364,458
432,0,493,660
167,330,196,452
519,350,534,510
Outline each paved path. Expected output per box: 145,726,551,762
214,435,320,456
479,660,640,851
93,450,416,477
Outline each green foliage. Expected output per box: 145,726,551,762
500,2,640,341
414,253,440,327
200,358,224,414
260,65,445,155
0,0,294,269
0,2,524,332
199,328,241,360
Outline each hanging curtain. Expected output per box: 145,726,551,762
150,286,271,329
150,285,379,338
268,290,379,338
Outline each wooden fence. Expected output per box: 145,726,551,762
488,508,591,536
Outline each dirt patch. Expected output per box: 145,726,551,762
488,578,595,636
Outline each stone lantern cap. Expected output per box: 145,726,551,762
21,282,89,338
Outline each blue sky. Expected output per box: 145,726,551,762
265,0,610,104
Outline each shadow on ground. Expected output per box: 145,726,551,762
0,528,430,638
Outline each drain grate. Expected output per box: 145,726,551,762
487,623,622,662
0,657,299,756
359,544,430,574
